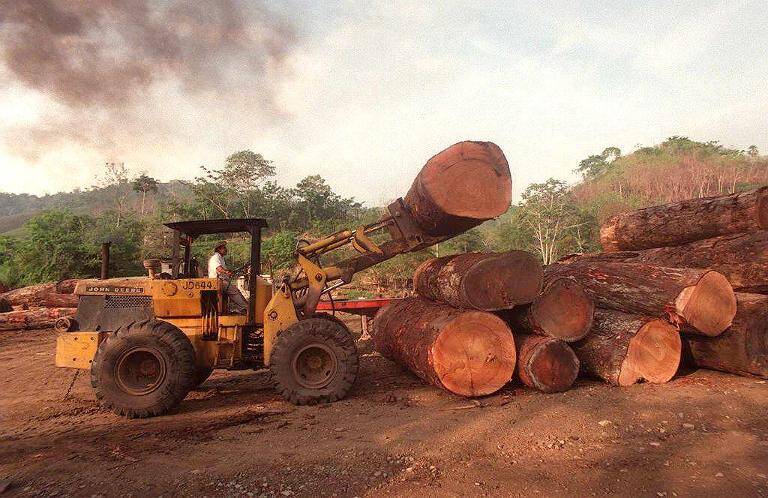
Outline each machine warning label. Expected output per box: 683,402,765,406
85,286,145,294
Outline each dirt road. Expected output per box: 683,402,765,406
1,326,767,497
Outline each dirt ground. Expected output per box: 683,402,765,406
1,320,767,498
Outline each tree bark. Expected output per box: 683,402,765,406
404,141,512,236
561,230,768,293
572,309,682,386
55,279,80,294
600,187,768,251
413,251,543,310
546,261,736,337
684,293,768,378
0,283,79,308
0,307,77,331
372,297,516,397
501,278,594,342
516,334,579,393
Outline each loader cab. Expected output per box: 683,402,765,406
163,218,269,325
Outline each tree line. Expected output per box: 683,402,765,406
0,137,764,290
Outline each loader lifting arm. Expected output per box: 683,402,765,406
288,197,449,317
262,198,449,364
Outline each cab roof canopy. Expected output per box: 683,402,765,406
164,218,268,239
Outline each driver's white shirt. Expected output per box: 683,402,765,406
208,252,227,278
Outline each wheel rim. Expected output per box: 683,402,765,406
115,347,167,396
291,343,337,389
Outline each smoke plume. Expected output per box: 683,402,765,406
0,0,297,160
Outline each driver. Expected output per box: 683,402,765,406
208,241,247,314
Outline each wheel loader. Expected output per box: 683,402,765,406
54,141,512,417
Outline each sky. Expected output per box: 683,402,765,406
0,0,766,205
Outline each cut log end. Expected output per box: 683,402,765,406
421,141,512,220
432,312,516,397
520,336,579,393
530,279,594,341
675,271,737,336
618,319,681,386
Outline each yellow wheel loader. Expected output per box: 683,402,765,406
55,203,446,418
54,140,512,418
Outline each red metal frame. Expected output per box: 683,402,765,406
315,297,401,317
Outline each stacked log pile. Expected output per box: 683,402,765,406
566,188,768,380
373,186,768,399
0,279,79,331
374,251,585,395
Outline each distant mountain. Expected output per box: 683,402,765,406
571,137,767,224
0,180,191,234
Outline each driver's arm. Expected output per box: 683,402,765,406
216,265,233,278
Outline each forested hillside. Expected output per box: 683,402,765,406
0,138,764,290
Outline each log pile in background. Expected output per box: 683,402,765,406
0,281,78,309
561,230,768,293
0,279,79,331
600,187,768,251
577,186,768,381
372,297,516,396
0,307,77,331
413,251,543,311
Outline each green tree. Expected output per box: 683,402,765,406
13,210,96,284
96,162,132,226
575,147,621,179
132,173,159,215
506,179,593,264
186,150,279,219
292,175,362,230
86,212,146,277
262,230,298,275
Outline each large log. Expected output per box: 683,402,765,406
502,278,594,342
0,307,77,331
600,187,768,252
56,279,80,294
0,283,78,308
516,334,579,393
562,230,768,293
413,251,543,310
573,309,681,386
372,297,516,397
546,262,736,337
684,293,768,378
403,141,512,236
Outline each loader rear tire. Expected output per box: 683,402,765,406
270,317,359,405
91,319,196,418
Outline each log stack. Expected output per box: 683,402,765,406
375,250,584,396
566,187,768,380
373,186,768,398
0,279,79,331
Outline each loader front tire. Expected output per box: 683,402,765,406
91,319,196,418
270,317,359,405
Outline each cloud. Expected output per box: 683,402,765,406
0,0,296,163
0,1,766,202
